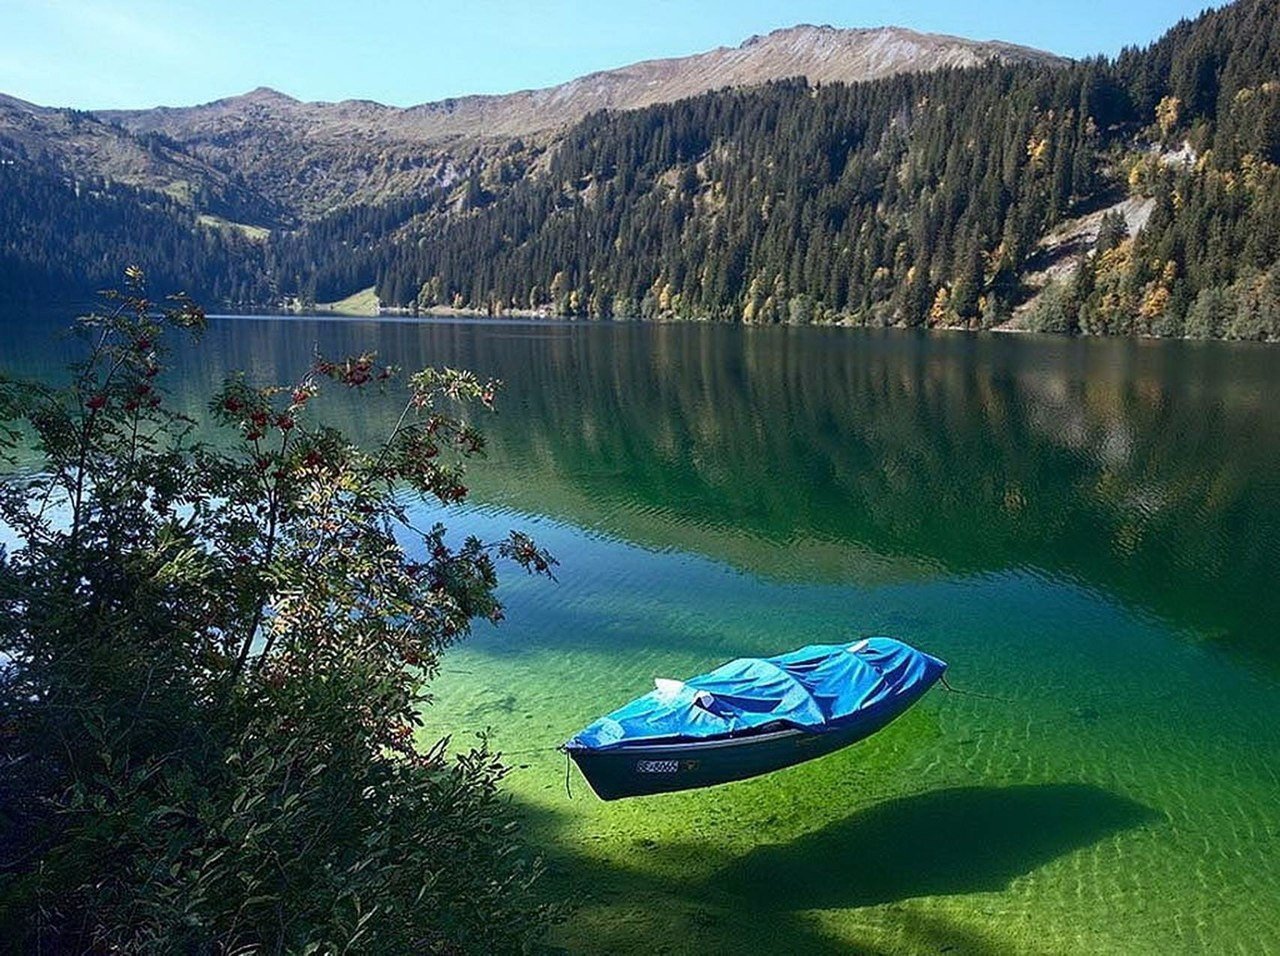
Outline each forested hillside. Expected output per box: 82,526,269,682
0,160,271,303
3,0,1280,338
376,0,1280,339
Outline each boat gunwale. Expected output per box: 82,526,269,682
566,726,814,755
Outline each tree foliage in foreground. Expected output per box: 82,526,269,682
0,271,557,952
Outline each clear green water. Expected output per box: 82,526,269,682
5,315,1280,953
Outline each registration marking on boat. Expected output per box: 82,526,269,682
635,760,680,773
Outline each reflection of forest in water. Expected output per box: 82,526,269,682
7,312,1280,672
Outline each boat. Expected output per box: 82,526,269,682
563,636,947,800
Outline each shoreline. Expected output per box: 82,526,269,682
213,306,1280,345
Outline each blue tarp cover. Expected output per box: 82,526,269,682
568,637,946,751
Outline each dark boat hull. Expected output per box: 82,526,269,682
566,699,911,801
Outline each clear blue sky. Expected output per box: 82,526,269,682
4,0,1228,110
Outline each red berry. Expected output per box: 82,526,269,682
87,394,107,410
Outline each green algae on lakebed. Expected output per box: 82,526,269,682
423,516,1277,954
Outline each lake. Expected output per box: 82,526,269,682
5,313,1280,953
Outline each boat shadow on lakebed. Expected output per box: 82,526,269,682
714,782,1160,910
524,782,1160,952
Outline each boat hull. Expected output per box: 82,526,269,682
566,699,911,801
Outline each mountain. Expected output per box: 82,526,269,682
3,2,1280,340
84,26,1062,216
368,0,1280,340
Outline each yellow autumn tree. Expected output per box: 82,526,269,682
929,287,952,326
1156,95,1182,136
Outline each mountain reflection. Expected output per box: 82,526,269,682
5,313,1279,671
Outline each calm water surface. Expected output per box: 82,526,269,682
5,314,1280,954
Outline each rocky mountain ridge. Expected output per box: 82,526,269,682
0,25,1064,219
102,26,1065,142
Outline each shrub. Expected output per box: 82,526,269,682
1024,279,1076,334
1225,265,1280,340
0,273,557,952
1184,285,1233,339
